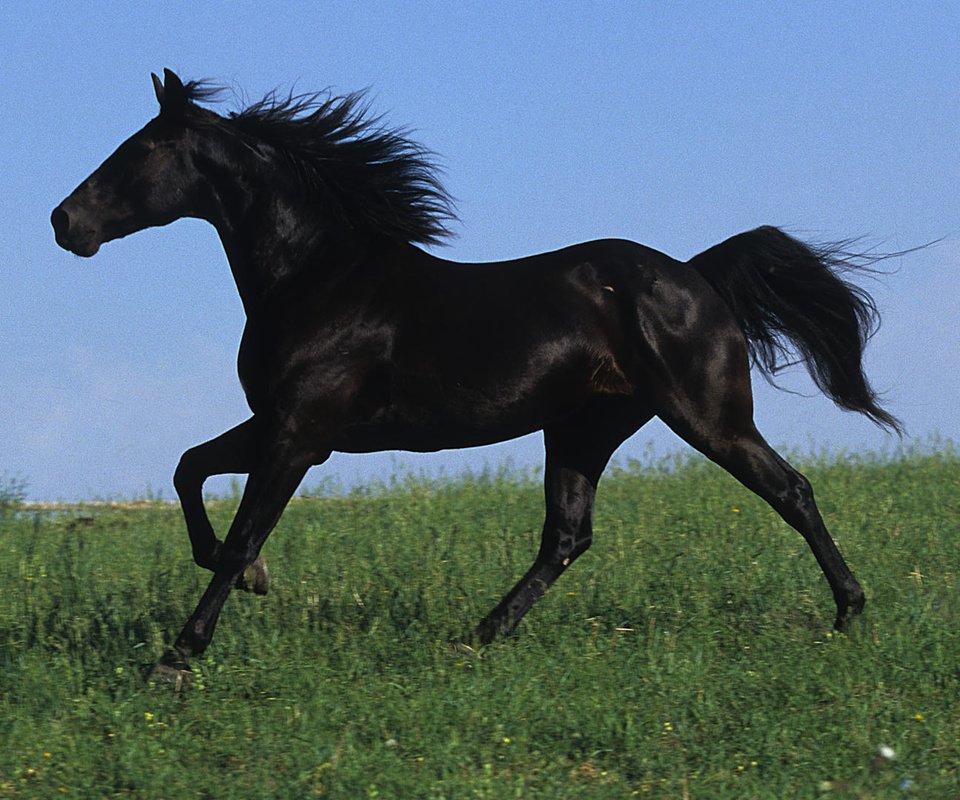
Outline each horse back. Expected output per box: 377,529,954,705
240,237,726,452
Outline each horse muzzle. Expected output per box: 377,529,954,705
51,203,102,257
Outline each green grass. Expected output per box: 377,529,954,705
1,449,958,798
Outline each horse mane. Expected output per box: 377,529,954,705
181,80,456,246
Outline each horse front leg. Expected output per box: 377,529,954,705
155,438,315,685
173,417,268,594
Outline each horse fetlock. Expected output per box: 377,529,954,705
833,585,866,632
473,616,505,647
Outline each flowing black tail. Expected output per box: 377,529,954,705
688,225,901,432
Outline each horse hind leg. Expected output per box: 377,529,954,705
719,430,863,629
472,458,593,646
473,402,650,645
655,349,865,630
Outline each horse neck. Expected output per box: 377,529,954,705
216,216,374,314
203,164,327,313
196,137,385,313
215,221,303,312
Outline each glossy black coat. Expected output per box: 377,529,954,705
52,70,898,681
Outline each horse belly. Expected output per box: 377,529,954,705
335,345,629,453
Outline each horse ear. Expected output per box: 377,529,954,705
152,72,164,104
153,68,187,114
163,68,185,96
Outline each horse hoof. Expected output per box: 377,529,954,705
451,641,480,659
834,609,860,633
149,651,193,692
236,556,269,595
834,591,866,632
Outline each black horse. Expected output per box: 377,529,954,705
52,70,899,682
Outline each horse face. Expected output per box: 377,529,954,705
51,114,203,257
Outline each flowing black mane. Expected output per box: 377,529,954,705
182,80,456,246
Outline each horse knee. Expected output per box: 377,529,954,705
173,449,201,496
217,540,254,573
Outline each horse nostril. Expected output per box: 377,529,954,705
51,206,71,238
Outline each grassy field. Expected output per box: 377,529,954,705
0,448,957,799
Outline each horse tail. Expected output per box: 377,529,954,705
687,225,901,433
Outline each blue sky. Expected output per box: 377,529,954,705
2,2,958,500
